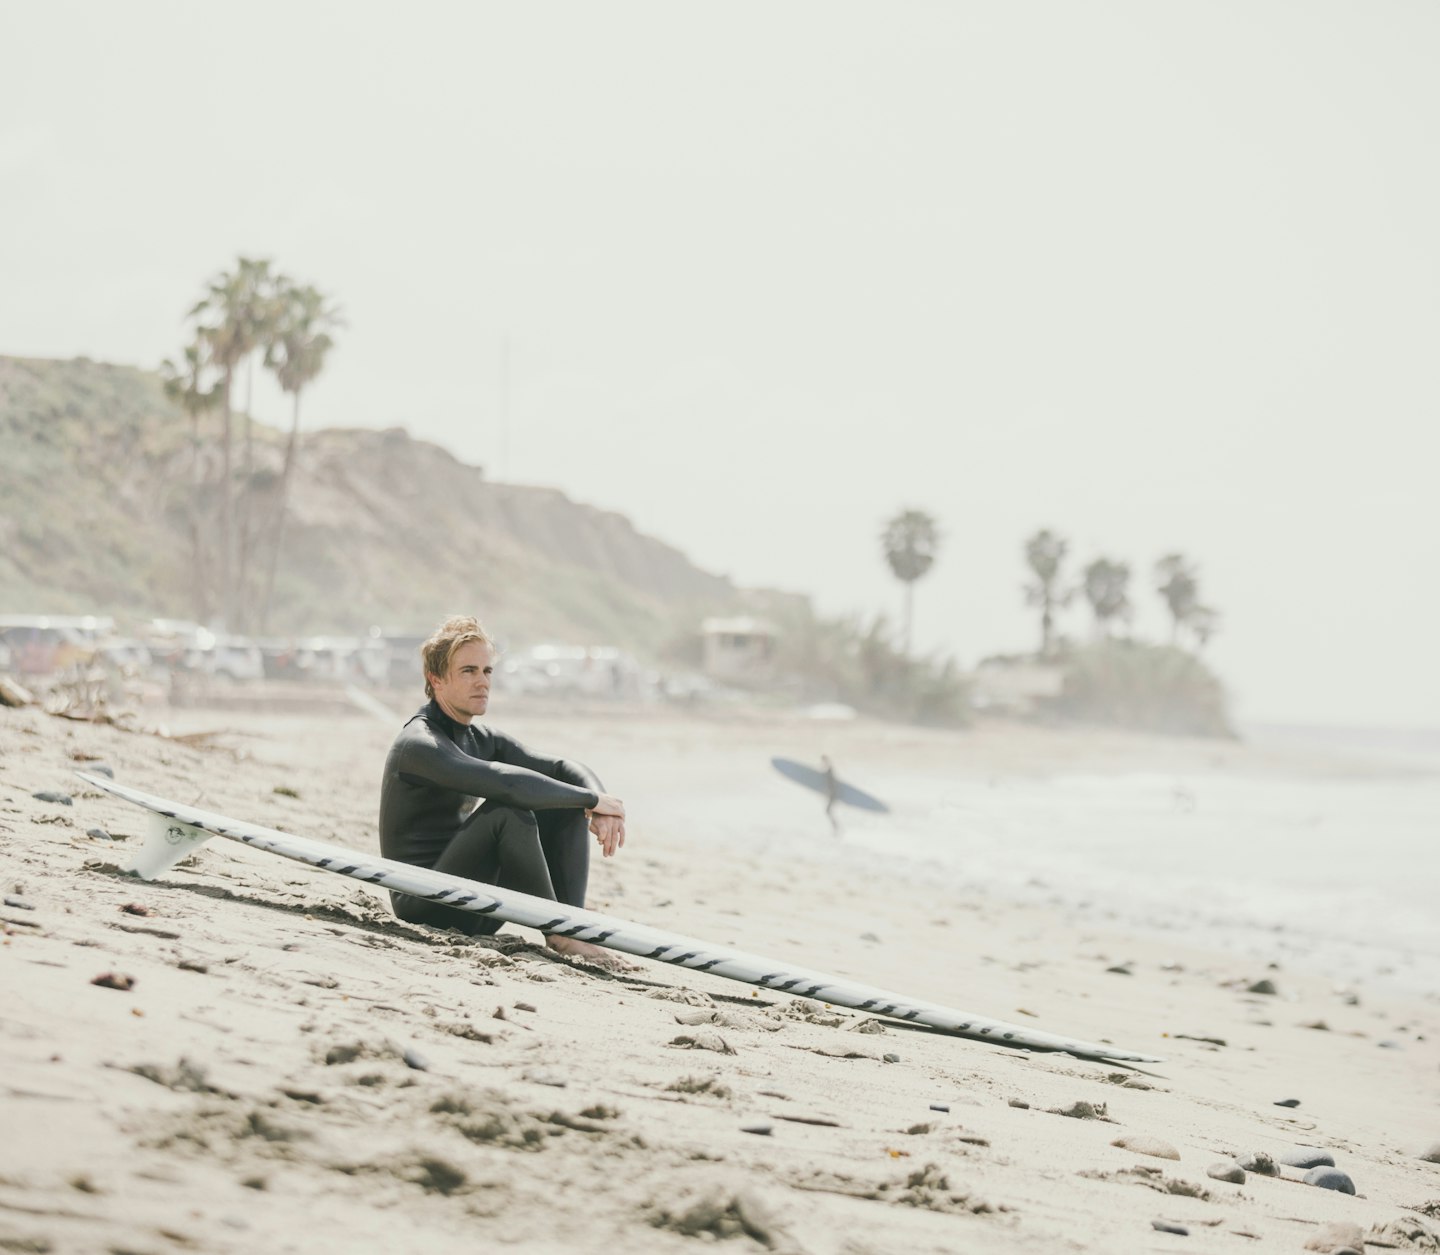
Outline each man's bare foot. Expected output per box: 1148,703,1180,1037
545,934,641,972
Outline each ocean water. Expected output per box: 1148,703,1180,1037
841,729,1440,995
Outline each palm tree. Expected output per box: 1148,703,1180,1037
259,280,343,632
1081,557,1131,638
187,256,277,627
159,341,220,622
1154,553,1201,644
1023,529,1070,656
881,509,940,656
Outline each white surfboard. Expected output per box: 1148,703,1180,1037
77,771,1162,1063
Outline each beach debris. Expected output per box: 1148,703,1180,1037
3,896,35,910
1246,978,1279,996
1105,963,1134,975
402,1047,431,1071
665,1076,733,1099
671,1032,736,1055
1368,1213,1440,1250
126,1058,214,1093
1304,1221,1365,1252
886,1163,996,1215
647,1184,792,1247
273,785,300,798
905,1123,932,1135
930,1104,950,1113
32,790,73,805
1304,1167,1357,1194
120,902,155,916
1302,1019,1331,1031
1420,1142,1440,1163
1207,1161,1245,1184
1274,1097,1301,1107
1151,1219,1189,1236
91,972,135,991
1049,1100,1110,1121
0,674,35,706
1173,1033,1227,1047
1081,1166,1210,1199
1112,1134,1181,1160
848,1017,887,1034
1280,1147,1335,1169
741,1123,773,1136
1237,1151,1279,1176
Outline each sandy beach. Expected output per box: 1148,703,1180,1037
3,698,1438,1254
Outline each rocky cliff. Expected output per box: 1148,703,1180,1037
0,355,740,652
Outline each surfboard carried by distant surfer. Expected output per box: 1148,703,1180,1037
770,756,889,814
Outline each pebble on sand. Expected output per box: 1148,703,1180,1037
1273,1098,1301,1107
1420,1141,1440,1163
3,896,35,910
1150,1219,1189,1236
1206,1162,1245,1184
402,1048,430,1071
85,828,112,841
90,972,136,991
741,1123,773,1137
1279,1148,1335,1169
1302,1166,1356,1194
1246,978,1278,996
32,790,73,805
1112,1135,1180,1160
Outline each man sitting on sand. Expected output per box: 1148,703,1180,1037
379,615,628,966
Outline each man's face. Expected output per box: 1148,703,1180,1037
430,640,495,721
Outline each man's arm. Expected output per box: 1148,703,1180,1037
493,729,627,856
490,730,604,795
393,721,599,811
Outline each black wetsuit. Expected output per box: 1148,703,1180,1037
378,700,601,935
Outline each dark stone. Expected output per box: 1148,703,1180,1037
1303,1167,1356,1194
1151,1219,1189,1235
882,1053,900,1063
32,791,73,805
1279,1148,1335,1169
741,1123,773,1136
1273,1098,1301,1107
1246,978,1278,995
929,1104,950,1113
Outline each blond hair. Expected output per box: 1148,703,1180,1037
421,615,494,698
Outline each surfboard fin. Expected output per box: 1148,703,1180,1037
130,812,213,880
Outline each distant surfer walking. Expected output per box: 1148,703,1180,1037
820,754,841,837
378,615,631,969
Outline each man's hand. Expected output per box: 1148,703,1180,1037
586,794,626,858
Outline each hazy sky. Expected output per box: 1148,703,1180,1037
3,1,1437,727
